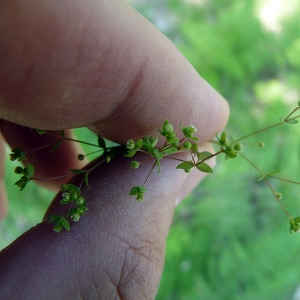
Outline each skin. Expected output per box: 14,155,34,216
0,0,229,299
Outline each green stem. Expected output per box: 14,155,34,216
233,107,300,143
233,122,283,143
238,152,291,219
264,177,291,219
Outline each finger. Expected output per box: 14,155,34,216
0,132,8,219
0,121,84,191
0,0,229,144
0,151,201,298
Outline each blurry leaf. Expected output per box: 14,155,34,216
176,161,194,171
97,136,106,148
25,163,35,178
198,151,213,161
84,173,91,190
67,183,81,195
49,139,63,152
153,149,163,159
70,169,86,174
163,147,177,155
196,162,213,173
60,217,71,232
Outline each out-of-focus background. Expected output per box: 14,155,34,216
1,0,300,299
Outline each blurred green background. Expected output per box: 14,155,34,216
1,0,300,299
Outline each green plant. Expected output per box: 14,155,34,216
9,103,300,233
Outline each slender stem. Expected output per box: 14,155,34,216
143,160,158,185
32,173,73,181
233,107,300,143
238,152,291,218
268,175,300,185
264,177,291,218
63,137,103,148
196,151,222,166
284,106,300,121
25,141,61,154
233,122,283,143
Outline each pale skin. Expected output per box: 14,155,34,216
0,1,229,299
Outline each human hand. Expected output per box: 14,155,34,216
0,1,229,299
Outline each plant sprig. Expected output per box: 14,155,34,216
9,102,300,233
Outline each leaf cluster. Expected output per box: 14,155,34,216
14,164,35,191
48,183,88,232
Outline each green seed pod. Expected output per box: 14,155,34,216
276,192,282,200
233,143,242,151
127,139,135,150
60,183,68,192
77,154,85,161
183,141,192,149
62,192,71,201
188,125,197,134
131,160,140,169
77,207,86,214
164,124,174,135
77,196,85,205
71,212,80,222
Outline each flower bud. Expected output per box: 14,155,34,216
131,161,140,169
183,141,192,149
127,139,135,150
77,154,85,161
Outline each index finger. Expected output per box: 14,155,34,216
0,0,228,144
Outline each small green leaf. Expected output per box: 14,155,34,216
219,132,227,145
53,223,62,233
257,175,266,182
163,147,177,155
48,214,61,223
196,162,213,173
129,186,147,202
67,183,81,196
156,159,161,173
197,151,213,161
49,139,63,152
36,129,46,134
124,149,138,157
190,143,198,152
136,139,144,149
60,217,71,232
10,148,27,161
25,163,35,178
15,176,30,191
176,161,194,171
84,173,91,190
70,169,86,174
153,149,163,159
97,136,106,148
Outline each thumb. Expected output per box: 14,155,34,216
0,148,211,299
